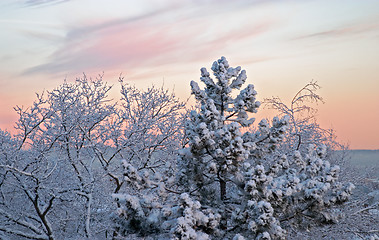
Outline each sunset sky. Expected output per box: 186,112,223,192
0,0,378,149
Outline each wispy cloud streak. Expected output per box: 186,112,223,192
293,21,379,40
23,1,276,76
23,0,69,8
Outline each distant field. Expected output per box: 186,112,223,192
346,150,379,179
348,149,379,168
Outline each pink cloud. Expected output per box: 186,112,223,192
23,2,277,76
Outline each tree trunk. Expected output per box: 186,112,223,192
220,177,226,201
219,177,227,230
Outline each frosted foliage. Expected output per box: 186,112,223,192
171,193,221,240
113,169,221,239
231,143,355,239
234,234,246,240
112,159,172,235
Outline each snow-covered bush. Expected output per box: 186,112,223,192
112,161,221,239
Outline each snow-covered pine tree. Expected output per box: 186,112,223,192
176,57,354,239
112,57,355,239
178,56,261,203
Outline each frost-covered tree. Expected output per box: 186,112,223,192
0,75,117,239
262,81,352,179
0,128,58,240
113,78,186,176
108,79,187,239
0,75,186,240
263,81,342,152
112,57,355,240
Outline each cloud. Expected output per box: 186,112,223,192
293,21,379,40
23,1,276,76
22,0,69,8
65,6,175,40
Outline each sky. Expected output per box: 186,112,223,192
0,0,378,149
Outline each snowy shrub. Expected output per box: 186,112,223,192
112,162,221,239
